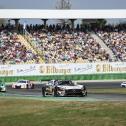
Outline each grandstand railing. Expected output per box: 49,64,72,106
23,30,44,62
95,32,118,62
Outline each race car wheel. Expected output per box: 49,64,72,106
121,85,125,88
53,87,58,97
81,91,87,97
85,91,87,96
42,86,46,97
31,84,34,89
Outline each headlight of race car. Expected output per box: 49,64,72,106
81,87,84,90
57,87,65,91
82,90,85,93
81,87,86,92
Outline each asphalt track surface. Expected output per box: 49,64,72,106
1,81,126,101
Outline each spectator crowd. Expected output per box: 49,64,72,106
0,22,126,64
97,28,126,61
31,30,110,63
0,30,39,64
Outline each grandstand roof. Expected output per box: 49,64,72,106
0,9,126,19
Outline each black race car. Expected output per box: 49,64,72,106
42,80,87,97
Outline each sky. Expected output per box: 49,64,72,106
0,0,126,24
0,0,126,9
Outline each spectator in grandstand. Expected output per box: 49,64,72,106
2,22,126,64
30,27,110,63
97,30,126,61
0,30,39,64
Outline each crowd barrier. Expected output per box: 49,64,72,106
0,62,126,82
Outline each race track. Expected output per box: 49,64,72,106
1,81,126,101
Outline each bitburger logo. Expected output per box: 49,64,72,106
96,64,101,72
39,66,46,73
39,65,71,74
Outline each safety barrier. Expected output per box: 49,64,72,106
0,73,126,82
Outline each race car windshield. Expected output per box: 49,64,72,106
58,81,75,86
18,80,27,83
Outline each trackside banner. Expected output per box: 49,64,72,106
0,62,126,77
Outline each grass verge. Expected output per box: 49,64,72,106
88,88,126,94
0,97,126,126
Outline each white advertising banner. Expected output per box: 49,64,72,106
0,62,126,77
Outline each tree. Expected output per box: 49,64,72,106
56,0,71,9
0,19,6,26
81,19,107,31
96,19,107,28
56,0,71,24
0,6,6,26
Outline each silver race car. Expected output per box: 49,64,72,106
0,80,6,92
42,80,87,97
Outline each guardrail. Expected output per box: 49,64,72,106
0,73,126,82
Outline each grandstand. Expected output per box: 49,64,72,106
0,19,126,64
